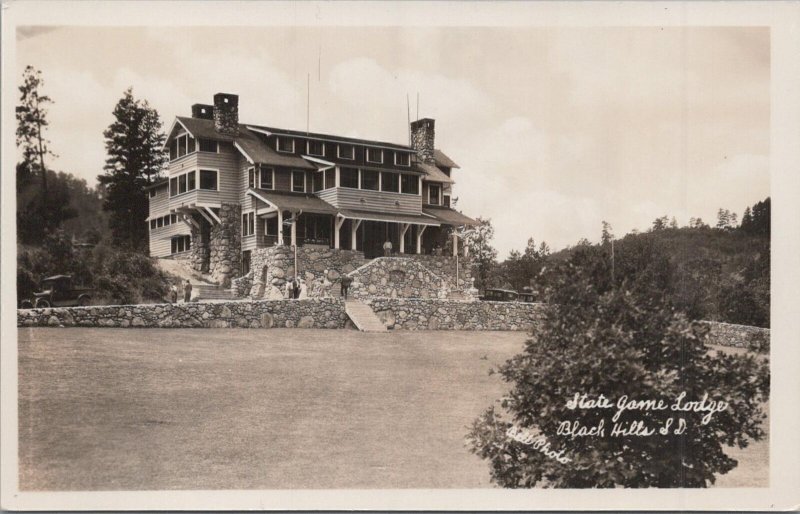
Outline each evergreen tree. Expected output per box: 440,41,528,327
601,221,613,245
740,206,753,232
15,66,75,242
98,88,166,251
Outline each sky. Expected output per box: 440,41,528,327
16,26,769,258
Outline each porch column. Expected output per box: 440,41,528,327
399,223,410,254
290,212,297,247
334,215,345,249
351,219,362,251
416,225,427,254
277,210,284,244
452,232,458,257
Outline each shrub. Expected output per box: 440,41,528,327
467,251,770,488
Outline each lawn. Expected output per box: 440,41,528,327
17,328,768,490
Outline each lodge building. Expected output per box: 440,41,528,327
147,93,476,288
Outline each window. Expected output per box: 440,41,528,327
338,144,355,160
178,174,188,194
312,171,323,192
259,167,274,189
401,174,419,195
187,171,196,191
164,215,171,226
266,216,278,236
171,214,177,224
242,250,251,275
169,177,178,197
366,148,383,164
340,167,359,189
198,138,218,153
149,188,157,198
324,168,336,189
395,152,411,166
307,140,325,156
429,184,442,205
443,195,451,208
242,211,255,237
150,219,156,230
157,217,164,228
172,133,195,160
361,169,379,191
277,137,294,153
171,235,191,254
199,169,218,190
292,170,306,192
248,167,256,189
381,171,399,192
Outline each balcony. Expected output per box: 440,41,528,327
168,188,221,213
316,187,422,216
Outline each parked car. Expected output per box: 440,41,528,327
19,275,93,309
518,291,536,303
480,288,519,302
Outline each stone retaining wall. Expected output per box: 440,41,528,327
703,321,770,352
410,254,474,291
17,299,347,329
363,298,549,331
348,258,448,300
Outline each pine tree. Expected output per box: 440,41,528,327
741,206,753,232
601,221,613,245
97,88,166,250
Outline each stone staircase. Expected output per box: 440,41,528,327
344,300,387,332
194,284,237,301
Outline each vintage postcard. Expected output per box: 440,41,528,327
2,1,799,511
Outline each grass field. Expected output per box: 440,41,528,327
17,328,768,490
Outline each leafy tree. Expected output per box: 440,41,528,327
463,217,498,291
467,248,770,488
98,88,166,251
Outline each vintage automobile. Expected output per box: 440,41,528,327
19,275,93,309
517,291,536,303
480,288,519,302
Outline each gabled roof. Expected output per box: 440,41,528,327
433,149,460,169
175,116,236,142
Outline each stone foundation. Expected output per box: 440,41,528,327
703,321,770,352
348,258,448,300
246,245,366,299
409,254,474,292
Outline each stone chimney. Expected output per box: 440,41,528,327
410,118,435,164
213,93,239,136
191,103,214,120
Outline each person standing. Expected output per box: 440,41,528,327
183,279,192,303
170,284,178,304
293,278,301,299
285,277,295,299
383,239,393,257
298,278,308,299
340,274,352,300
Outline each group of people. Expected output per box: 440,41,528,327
168,279,194,304
284,277,307,299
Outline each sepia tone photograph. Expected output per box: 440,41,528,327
2,1,799,511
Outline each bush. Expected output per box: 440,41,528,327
467,251,770,488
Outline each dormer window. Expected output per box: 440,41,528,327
366,148,383,164
307,140,325,157
395,152,411,167
338,144,355,160
277,137,294,153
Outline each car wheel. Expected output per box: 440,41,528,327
19,300,33,309
78,296,91,306
35,299,51,308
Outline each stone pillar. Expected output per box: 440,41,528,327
208,203,241,288
452,233,458,257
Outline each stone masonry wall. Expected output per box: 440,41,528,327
246,245,366,299
18,299,346,329
209,203,241,288
348,257,448,300
703,321,770,352
363,298,548,331
409,254,474,293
